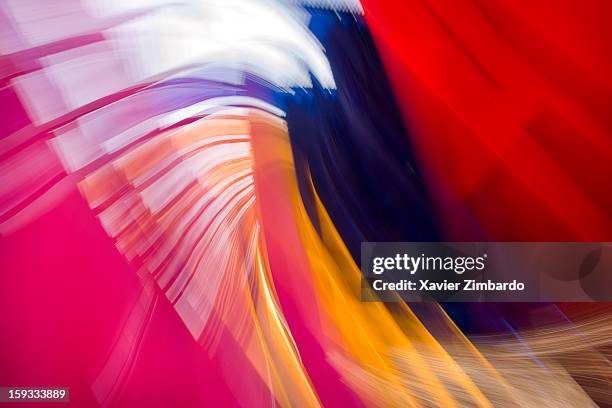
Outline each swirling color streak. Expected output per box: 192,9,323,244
1,0,612,407
74,96,489,406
